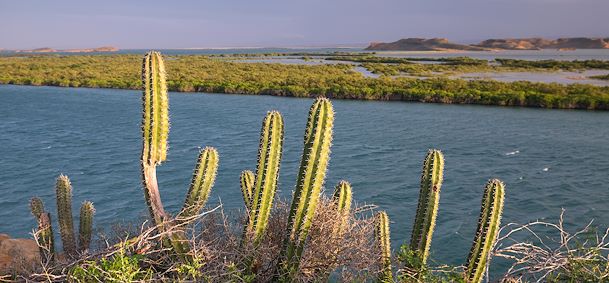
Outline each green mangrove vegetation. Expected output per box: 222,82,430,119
0,54,609,110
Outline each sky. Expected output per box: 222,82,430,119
1,0,608,49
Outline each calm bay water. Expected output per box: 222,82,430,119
1,85,608,276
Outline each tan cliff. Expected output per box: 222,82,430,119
367,37,609,51
476,37,609,50
366,38,488,51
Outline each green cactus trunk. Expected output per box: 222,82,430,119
409,149,444,265
56,174,77,257
332,180,352,236
281,98,334,279
141,51,170,226
375,211,393,283
140,51,192,260
240,170,255,211
246,111,284,246
30,198,55,262
464,179,505,283
179,147,219,221
78,201,95,252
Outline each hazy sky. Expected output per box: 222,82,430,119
1,0,608,49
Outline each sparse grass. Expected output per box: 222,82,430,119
495,210,609,282
9,198,381,282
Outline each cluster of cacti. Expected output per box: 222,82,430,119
140,51,219,259
24,51,509,282
30,174,95,262
374,149,505,283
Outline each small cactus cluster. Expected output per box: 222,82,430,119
235,98,351,281
373,149,505,283
30,175,95,262
140,51,219,258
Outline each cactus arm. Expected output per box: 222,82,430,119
38,212,55,262
375,211,393,283
464,179,505,283
282,98,334,277
246,111,284,245
240,170,255,210
141,51,169,226
78,201,95,252
30,198,55,262
30,197,45,220
179,147,219,221
332,180,352,235
56,174,77,256
409,149,444,265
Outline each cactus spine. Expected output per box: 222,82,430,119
30,198,55,262
464,179,505,283
375,211,393,283
409,149,444,265
245,111,284,245
179,147,219,221
141,50,170,226
78,201,95,252
56,175,77,256
240,170,255,210
281,98,334,277
332,180,352,235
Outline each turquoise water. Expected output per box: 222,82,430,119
1,85,608,277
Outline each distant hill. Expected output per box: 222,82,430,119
15,46,119,53
365,38,487,51
475,37,609,50
367,37,609,51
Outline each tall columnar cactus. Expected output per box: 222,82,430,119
332,180,352,235
78,201,95,252
179,147,219,221
409,149,444,265
246,111,284,245
139,51,220,260
141,50,170,226
464,179,505,283
375,211,393,283
240,170,255,210
56,174,77,256
30,198,55,262
281,98,334,277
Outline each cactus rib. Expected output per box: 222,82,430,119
247,111,284,245
78,201,95,252
409,149,444,265
464,179,505,283
375,211,393,283
56,174,77,256
240,170,255,210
